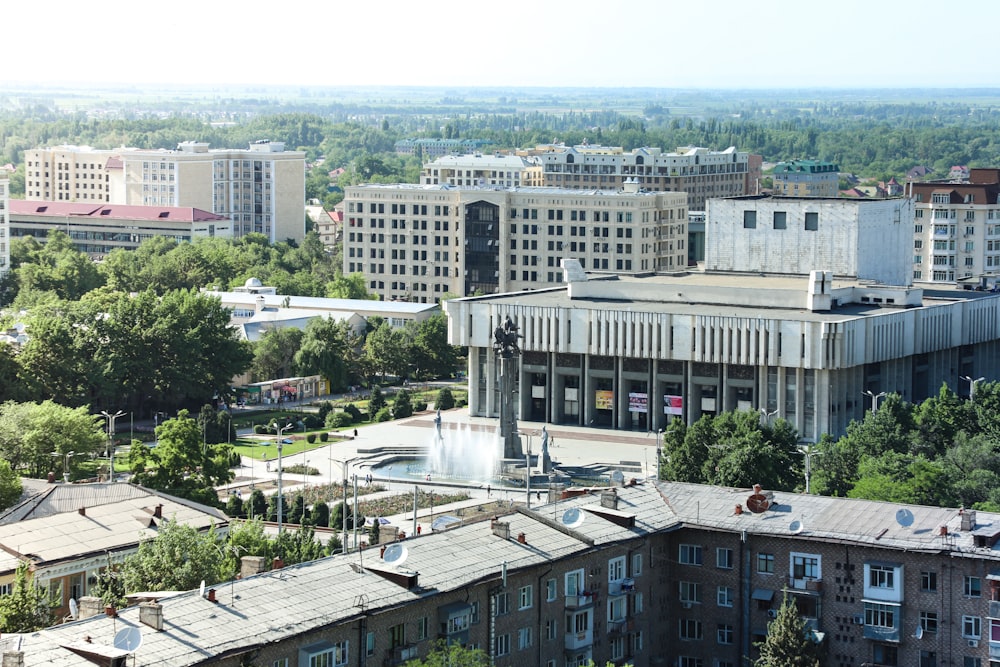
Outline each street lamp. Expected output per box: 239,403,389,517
272,422,292,534
862,390,887,415
51,451,80,483
797,444,820,494
961,376,986,401
101,410,126,483
759,408,779,427
330,456,361,553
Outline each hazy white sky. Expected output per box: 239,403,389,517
5,0,999,89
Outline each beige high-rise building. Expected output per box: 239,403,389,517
420,153,543,187
24,141,306,242
343,182,687,302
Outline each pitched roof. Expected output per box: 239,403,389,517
9,200,226,222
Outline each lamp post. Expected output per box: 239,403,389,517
51,451,80,483
797,444,820,494
272,422,292,534
330,456,360,553
759,407,779,427
961,375,986,401
101,410,125,482
862,390,887,415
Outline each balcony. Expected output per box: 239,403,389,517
384,644,419,666
565,627,594,651
787,577,823,592
565,593,595,608
863,625,900,643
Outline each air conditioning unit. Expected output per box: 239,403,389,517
767,609,779,619
853,614,865,625
969,639,979,648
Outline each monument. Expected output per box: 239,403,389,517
493,315,524,460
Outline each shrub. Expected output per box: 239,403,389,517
392,389,414,419
415,401,428,412
253,424,268,434
343,404,363,422
302,414,322,429
369,387,386,413
319,432,329,442
306,433,316,444
317,401,334,422
436,387,455,411
374,407,392,422
326,412,352,429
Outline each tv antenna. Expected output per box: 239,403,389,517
382,543,409,567
561,507,586,529
113,626,144,653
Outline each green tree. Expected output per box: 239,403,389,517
247,489,267,520
0,459,22,510
89,554,127,610
369,387,386,413
364,322,409,381
755,595,824,667
435,387,455,411
12,230,103,302
273,524,327,565
252,326,305,382
121,522,226,593
407,313,460,380
393,389,414,419
0,561,56,633
295,317,359,392
326,272,376,300
0,400,104,478
222,518,274,578
403,639,490,666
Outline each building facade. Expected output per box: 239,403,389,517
394,138,489,158
910,168,1000,285
420,153,543,188
343,183,687,302
0,174,8,277
772,160,840,197
8,200,231,258
537,145,753,210
24,141,306,243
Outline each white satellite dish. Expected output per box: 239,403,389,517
914,624,924,639
114,626,144,653
610,470,625,486
382,543,409,567
68,598,79,619
789,519,805,534
562,507,585,529
896,508,915,528
199,580,206,598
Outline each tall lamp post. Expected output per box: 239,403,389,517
759,408,779,427
51,451,81,483
961,375,986,401
272,422,292,534
330,456,360,553
797,444,820,494
101,410,126,482
862,390,887,415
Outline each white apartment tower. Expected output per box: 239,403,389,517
343,183,687,302
24,141,306,243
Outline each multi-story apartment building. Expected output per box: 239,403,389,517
420,153,543,188
12,481,1000,667
910,168,1000,285
8,200,231,258
0,174,8,277
537,144,753,210
343,182,687,302
24,141,306,243
394,138,489,158
771,159,840,197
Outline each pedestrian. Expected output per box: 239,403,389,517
266,461,271,472
536,491,541,501
487,484,491,497
354,428,358,438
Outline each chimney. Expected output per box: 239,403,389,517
153,504,163,519
207,588,217,603
378,524,399,545
240,556,266,578
105,604,117,617
77,596,103,620
2,651,25,667
961,509,977,532
491,519,511,540
600,488,619,510
47,471,56,484
939,526,948,536
78,507,86,516
272,557,284,570
734,504,743,516
516,532,527,544
139,602,163,631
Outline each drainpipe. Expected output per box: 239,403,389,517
740,529,751,660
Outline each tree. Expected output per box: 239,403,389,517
364,322,409,381
407,313,460,380
0,400,104,478
121,522,226,593
273,524,327,565
435,387,455,411
252,326,305,382
755,595,824,667
247,489,268,520
0,562,55,632
222,518,274,579
369,387,386,413
393,389,414,419
89,554,127,610
403,640,490,666
326,272,376,300
0,459,22,511
295,317,360,392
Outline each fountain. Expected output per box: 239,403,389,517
424,409,503,482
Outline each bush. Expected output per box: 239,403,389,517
369,387,386,413
303,414,323,429
392,389,414,419
326,412,353,429
317,401,334,422
253,424,268,434
415,401,428,412
228,449,242,467
436,387,455,410
374,407,392,422
319,432,329,442
306,433,316,444
343,404,363,422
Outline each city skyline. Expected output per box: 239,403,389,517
4,0,999,90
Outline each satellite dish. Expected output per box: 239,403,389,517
789,519,805,534
896,508,915,527
68,598,79,619
562,507,585,529
114,626,144,653
199,580,206,598
914,624,924,639
382,543,409,566
746,493,771,513
610,470,625,486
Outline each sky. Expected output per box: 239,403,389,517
4,0,1000,90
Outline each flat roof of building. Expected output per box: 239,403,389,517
10,201,226,222
346,183,684,198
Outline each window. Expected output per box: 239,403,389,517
716,548,733,569
963,615,981,639
865,602,896,629
679,618,703,641
872,644,898,666
921,571,937,592
919,650,936,667
679,581,700,604
610,636,625,661
495,633,510,657
517,627,532,650
919,611,938,634
565,569,584,596
678,657,702,667
717,624,734,645
773,211,787,230
546,578,557,601
608,595,627,622
804,212,819,231
470,600,480,624
417,617,428,641
717,586,734,608
963,658,981,667
679,544,703,565
743,210,757,229
365,632,374,657
273,660,288,667
869,564,895,589
300,641,348,667
965,576,982,597
609,556,626,582
631,553,643,576
518,585,532,610
757,553,775,574
494,592,510,615
389,624,406,648
545,619,557,640
791,553,820,580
